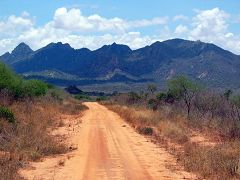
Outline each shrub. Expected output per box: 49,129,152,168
137,126,153,135
128,92,141,104
148,98,158,110
0,106,15,123
0,63,49,99
23,80,48,97
74,94,92,101
96,96,107,102
0,63,24,98
156,92,167,101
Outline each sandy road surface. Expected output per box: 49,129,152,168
20,102,196,180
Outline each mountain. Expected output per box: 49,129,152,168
1,43,34,64
1,39,240,89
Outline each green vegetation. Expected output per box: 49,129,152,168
74,94,92,101
0,106,15,123
23,80,48,97
0,63,48,98
168,75,200,117
96,96,108,102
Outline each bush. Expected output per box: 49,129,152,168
137,126,153,135
0,63,24,98
128,92,141,104
156,92,167,101
0,63,49,99
23,80,48,97
148,98,158,110
96,96,107,102
0,106,15,123
74,94,92,101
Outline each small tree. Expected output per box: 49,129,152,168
147,84,157,94
224,89,233,101
168,75,200,118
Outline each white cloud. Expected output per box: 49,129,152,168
190,8,229,40
52,7,168,33
187,7,240,54
174,25,188,35
0,14,33,37
173,15,189,21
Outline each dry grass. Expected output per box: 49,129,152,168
0,93,87,179
182,141,240,179
104,102,189,144
104,101,240,179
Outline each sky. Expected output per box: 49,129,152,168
0,0,240,54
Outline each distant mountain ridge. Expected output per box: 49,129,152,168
1,38,240,88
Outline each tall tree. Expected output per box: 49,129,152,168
168,75,200,118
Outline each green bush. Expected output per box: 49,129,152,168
96,96,107,102
0,63,49,98
156,92,167,101
0,63,24,98
74,94,92,101
0,106,15,123
148,98,158,110
23,80,48,97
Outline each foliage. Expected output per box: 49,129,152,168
0,62,48,98
230,95,240,108
23,80,48,97
0,106,15,123
224,89,233,100
128,92,141,104
148,98,158,110
168,75,200,117
74,94,92,101
156,92,167,101
96,96,108,102
147,84,157,94
0,63,24,98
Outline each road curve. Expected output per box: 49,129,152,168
20,102,196,180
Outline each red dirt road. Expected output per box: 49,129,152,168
20,102,196,180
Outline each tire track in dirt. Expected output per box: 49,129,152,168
20,102,196,180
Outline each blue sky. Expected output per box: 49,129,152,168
0,0,240,54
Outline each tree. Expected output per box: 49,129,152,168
224,89,233,101
147,84,157,94
168,75,200,118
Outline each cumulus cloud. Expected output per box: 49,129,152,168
0,14,33,37
187,8,240,54
52,7,168,33
190,8,229,40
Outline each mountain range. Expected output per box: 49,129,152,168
1,38,240,89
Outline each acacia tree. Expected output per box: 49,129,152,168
147,84,157,94
168,75,200,118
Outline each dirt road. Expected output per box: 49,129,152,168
20,102,196,180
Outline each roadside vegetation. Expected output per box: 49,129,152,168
0,63,87,179
102,75,240,179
